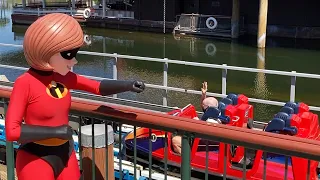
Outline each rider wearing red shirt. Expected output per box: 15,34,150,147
5,13,145,180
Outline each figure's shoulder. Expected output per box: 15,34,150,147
14,72,32,87
63,71,91,84
54,71,78,88
65,71,77,78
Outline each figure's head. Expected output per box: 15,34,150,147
23,13,84,75
202,97,218,112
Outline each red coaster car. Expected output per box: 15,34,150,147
124,94,319,179
259,102,319,180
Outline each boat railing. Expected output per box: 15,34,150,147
92,9,135,19
1,83,320,180
11,7,135,20
12,7,77,16
174,14,245,36
13,1,88,8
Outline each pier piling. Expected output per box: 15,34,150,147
231,0,240,39
257,0,268,48
81,124,115,180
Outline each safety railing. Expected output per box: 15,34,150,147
1,43,320,179
1,42,320,114
1,83,320,180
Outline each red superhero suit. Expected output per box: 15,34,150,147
5,13,145,180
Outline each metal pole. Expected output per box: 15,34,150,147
42,0,45,9
72,0,75,9
113,53,118,98
70,7,73,16
163,0,166,33
222,64,227,95
103,37,107,71
163,60,168,106
163,37,167,106
290,71,296,102
181,133,191,179
102,0,106,17
22,0,26,8
4,99,15,180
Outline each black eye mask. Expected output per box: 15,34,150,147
60,47,80,60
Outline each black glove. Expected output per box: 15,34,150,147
99,79,146,96
18,124,74,144
132,81,145,93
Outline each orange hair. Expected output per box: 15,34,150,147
23,13,84,70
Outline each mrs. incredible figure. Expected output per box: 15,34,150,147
5,13,145,180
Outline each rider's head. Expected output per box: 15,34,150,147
202,97,218,112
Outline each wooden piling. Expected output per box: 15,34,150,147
257,0,268,48
231,0,240,39
81,124,114,180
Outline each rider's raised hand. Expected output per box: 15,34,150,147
201,81,208,95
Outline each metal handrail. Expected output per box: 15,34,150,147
1,85,320,161
1,42,318,79
0,43,320,79
1,42,320,113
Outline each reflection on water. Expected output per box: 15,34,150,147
252,48,272,120
0,0,10,28
2,3,320,121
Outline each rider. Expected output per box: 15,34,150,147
172,81,218,154
200,81,218,112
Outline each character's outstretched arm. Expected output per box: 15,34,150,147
6,77,73,143
99,79,145,95
69,73,145,95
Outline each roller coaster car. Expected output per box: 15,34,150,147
261,102,320,180
124,95,320,179
124,94,270,178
